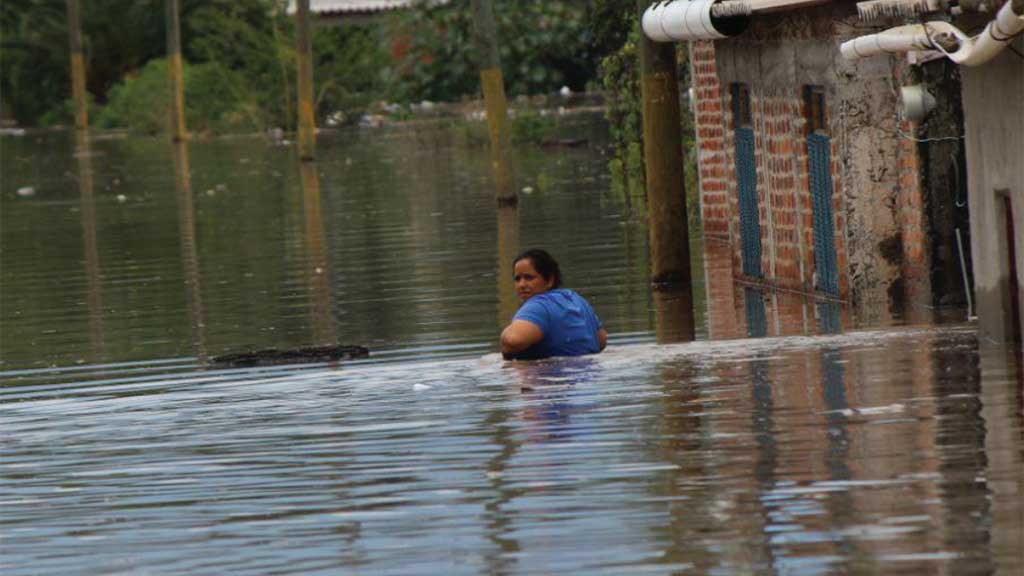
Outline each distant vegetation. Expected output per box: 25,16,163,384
1,0,616,134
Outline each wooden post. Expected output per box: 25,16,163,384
166,0,188,141
295,0,316,161
66,0,88,130
470,0,515,205
653,288,695,344
637,0,693,296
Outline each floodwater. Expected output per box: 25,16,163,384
2,118,1022,575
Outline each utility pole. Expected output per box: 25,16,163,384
166,0,188,141
66,0,88,130
637,0,693,300
470,0,515,205
295,0,316,161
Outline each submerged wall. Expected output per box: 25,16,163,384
963,35,1024,343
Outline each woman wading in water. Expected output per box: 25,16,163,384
500,249,607,360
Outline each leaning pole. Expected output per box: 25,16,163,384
636,0,693,297
470,0,516,205
295,0,316,161
166,0,188,141
66,0,88,130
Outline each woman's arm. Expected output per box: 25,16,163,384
597,328,608,351
501,319,544,358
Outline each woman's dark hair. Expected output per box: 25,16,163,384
513,248,562,288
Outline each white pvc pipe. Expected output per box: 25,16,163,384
956,0,1024,65
642,0,748,41
841,0,1024,66
839,23,966,60
642,2,673,42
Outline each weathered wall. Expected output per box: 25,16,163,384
690,4,937,322
962,35,1024,343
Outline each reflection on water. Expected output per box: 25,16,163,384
173,139,207,361
2,327,1017,574
298,161,334,347
75,131,105,363
653,288,695,344
1,121,1021,574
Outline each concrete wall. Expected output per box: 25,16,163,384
963,35,1024,343
690,4,934,321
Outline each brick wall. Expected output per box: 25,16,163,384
691,41,730,243
692,40,848,300
690,7,932,317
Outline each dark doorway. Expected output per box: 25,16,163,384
1004,194,1021,343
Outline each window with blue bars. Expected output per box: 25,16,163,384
732,83,761,278
805,86,838,297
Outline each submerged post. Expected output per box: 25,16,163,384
470,0,516,205
637,0,693,301
66,0,88,130
166,0,188,141
295,0,316,161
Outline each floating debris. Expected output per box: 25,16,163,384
210,345,369,367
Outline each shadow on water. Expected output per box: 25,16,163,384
1,119,1021,574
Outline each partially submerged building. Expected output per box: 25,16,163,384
643,0,1022,339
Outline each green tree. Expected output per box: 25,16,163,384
385,0,596,103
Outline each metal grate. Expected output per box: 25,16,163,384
816,300,841,334
808,133,838,296
735,127,762,278
744,287,767,338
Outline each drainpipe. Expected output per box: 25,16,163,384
841,0,1024,66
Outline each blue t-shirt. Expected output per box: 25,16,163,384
509,288,603,360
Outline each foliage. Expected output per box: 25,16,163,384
182,0,294,130
1,0,170,124
3,0,600,131
509,111,558,145
385,0,595,104
37,93,99,127
312,25,390,124
599,26,644,202
95,58,263,134
2,0,395,130
589,0,698,226
1,0,83,123
95,59,174,134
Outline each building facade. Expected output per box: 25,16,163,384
684,2,970,324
